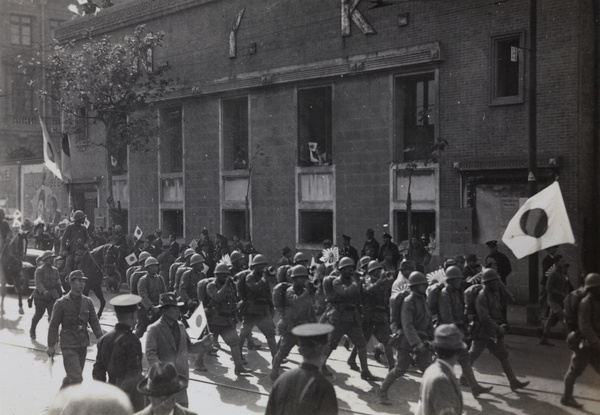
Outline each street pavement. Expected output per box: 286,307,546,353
0,289,599,415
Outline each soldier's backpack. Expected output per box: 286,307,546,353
276,265,292,284
235,270,251,301
389,290,411,328
463,284,484,316
563,287,586,332
197,277,215,306
322,274,336,302
272,282,291,310
426,282,445,315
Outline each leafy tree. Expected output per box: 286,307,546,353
22,25,172,225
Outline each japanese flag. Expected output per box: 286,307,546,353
134,226,143,240
186,302,208,339
502,182,575,259
83,218,90,229
13,210,22,219
125,252,138,266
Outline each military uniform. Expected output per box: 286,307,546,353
135,273,167,337
93,322,145,411
30,262,62,338
178,268,204,307
60,223,91,275
48,291,103,387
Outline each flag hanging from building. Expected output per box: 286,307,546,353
61,134,72,183
39,115,63,181
501,181,575,259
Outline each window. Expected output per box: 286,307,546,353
10,15,31,46
12,69,34,118
491,33,524,105
298,86,332,166
395,211,436,245
222,97,248,170
110,113,128,174
160,107,183,173
394,73,436,162
162,210,183,240
299,210,333,244
223,210,246,240
75,107,89,141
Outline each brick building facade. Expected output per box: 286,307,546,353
56,0,599,302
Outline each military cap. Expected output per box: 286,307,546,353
37,250,56,263
382,232,392,239
432,323,466,350
110,294,142,313
486,240,498,248
342,234,352,241
157,292,184,308
282,246,292,255
67,270,87,282
292,323,334,347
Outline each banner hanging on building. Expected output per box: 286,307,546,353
39,115,63,182
501,182,575,259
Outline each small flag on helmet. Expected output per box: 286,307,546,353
134,226,143,240
125,252,138,266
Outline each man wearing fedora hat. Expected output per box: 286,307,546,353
47,269,104,388
93,294,145,411
145,293,196,407
415,324,465,415
266,323,337,415
30,250,62,340
134,362,197,415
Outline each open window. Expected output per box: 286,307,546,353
222,97,248,170
299,210,333,245
490,33,524,105
298,86,332,167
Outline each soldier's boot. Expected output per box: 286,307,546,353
232,345,252,376
267,336,279,358
383,344,395,370
271,350,284,381
378,371,399,405
459,356,493,397
501,359,530,391
347,346,360,371
358,346,381,381
561,378,583,408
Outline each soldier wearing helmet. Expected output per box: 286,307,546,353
178,254,206,312
127,251,151,292
229,250,246,275
271,265,317,381
135,257,167,338
540,254,572,346
348,260,395,372
60,210,92,276
238,254,278,357
438,266,493,397
321,257,379,381
169,248,195,292
561,273,600,408
469,268,529,392
392,259,415,295
379,271,433,405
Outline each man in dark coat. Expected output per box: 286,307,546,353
378,232,400,266
339,234,359,265
485,240,512,284
360,228,380,260
266,323,338,415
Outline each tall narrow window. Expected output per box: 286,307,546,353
10,15,32,46
49,19,64,39
298,86,332,167
222,97,248,170
394,73,436,162
491,33,524,105
12,69,34,118
160,107,183,173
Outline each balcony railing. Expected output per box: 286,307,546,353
4,114,62,132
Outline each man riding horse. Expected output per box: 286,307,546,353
60,210,92,276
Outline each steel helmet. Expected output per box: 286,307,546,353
214,263,231,275
408,271,427,287
144,257,159,268
293,252,309,264
481,268,500,283
183,248,196,259
250,254,268,267
359,256,371,269
230,250,244,263
584,273,600,290
445,266,463,280
73,210,86,221
138,251,151,263
400,260,415,271
338,257,355,270
290,265,309,278
367,260,383,274
190,254,205,266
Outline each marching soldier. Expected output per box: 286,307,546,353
321,257,379,381
60,210,91,275
229,250,246,275
470,268,529,391
348,260,395,371
30,251,62,340
93,294,145,411
47,270,104,388
135,257,167,337
379,271,434,405
438,266,493,397
178,254,206,314
126,251,151,290
271,265,317,381
169,248,195,292
197,263,251,375
238,254,279,357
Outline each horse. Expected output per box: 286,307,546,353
0,232,29,316
76,243,121,318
